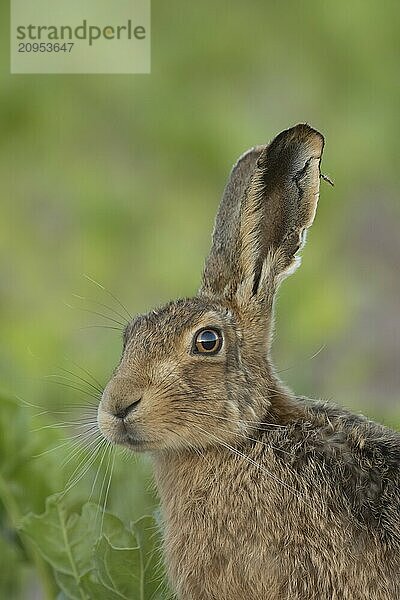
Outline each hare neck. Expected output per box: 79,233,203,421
152,381,305,534
152,445,245,514
152,393,304,515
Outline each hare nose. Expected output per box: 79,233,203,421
114,398,141,420
101,378,142,419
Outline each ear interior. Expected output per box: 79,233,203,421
246,125,324,295
201,146,264,297
200,124,325,304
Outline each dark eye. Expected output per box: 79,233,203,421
193,328,223,355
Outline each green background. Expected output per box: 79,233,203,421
1,1,399,597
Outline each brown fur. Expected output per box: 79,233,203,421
98,124,400,599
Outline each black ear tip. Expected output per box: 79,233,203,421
267,123,324,159
291,123,325,149
257,124,325,171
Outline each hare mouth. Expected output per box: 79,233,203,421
100,421,151,451
123,438,152,453
121,429,151,452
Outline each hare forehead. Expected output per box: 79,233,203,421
124,298,232,344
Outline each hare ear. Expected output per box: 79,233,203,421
200,124,324,309
200,145,265,297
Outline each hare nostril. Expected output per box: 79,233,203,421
114,398,141,420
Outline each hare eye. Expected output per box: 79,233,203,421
193,328,222,355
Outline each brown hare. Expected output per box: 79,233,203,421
98,124,400,600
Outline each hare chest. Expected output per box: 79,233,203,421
153,448,396,600
154,450,293,600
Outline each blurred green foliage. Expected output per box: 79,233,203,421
0,1,399,597
21,500,164,599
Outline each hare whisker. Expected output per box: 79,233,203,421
32,402,98,416
165,384,292,412
62,433,104,474
60,452,103,500
275,344,326,375
61,428,99,460
72,293,130,327
81,324,123,332
63,358,105,394
65,302,127,329
96,442,113,524
83,274,133,321
166,395,286,429
100,448,116,535
60,430,100,470
58,365,104,395
32,420,98,432
62,433,104,479
87,439,114,503
33,438,80,459
32,408,85,418
43,377,100,402
92,442,113,505
176,408,292,455
34,427,97,461
15,395,46,411
60,437,106,498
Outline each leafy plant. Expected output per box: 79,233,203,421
0,394,167,599
0,395,61,598
21,495,166,600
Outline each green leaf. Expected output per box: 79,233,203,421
93,516,164,600
21,496,132,569
132,516,164,599
54,571,86,600
80,571,124,600
0,396,60,515
20,495,165,599
93,538,139,598
22,495,93,578
0,532,24,598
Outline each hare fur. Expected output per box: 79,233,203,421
98,124,400,599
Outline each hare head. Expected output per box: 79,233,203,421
98,124,324,453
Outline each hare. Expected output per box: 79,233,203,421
98,124,400,600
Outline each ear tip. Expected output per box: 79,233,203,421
273,123,324,152
291,123,325,154
257,124,325,171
